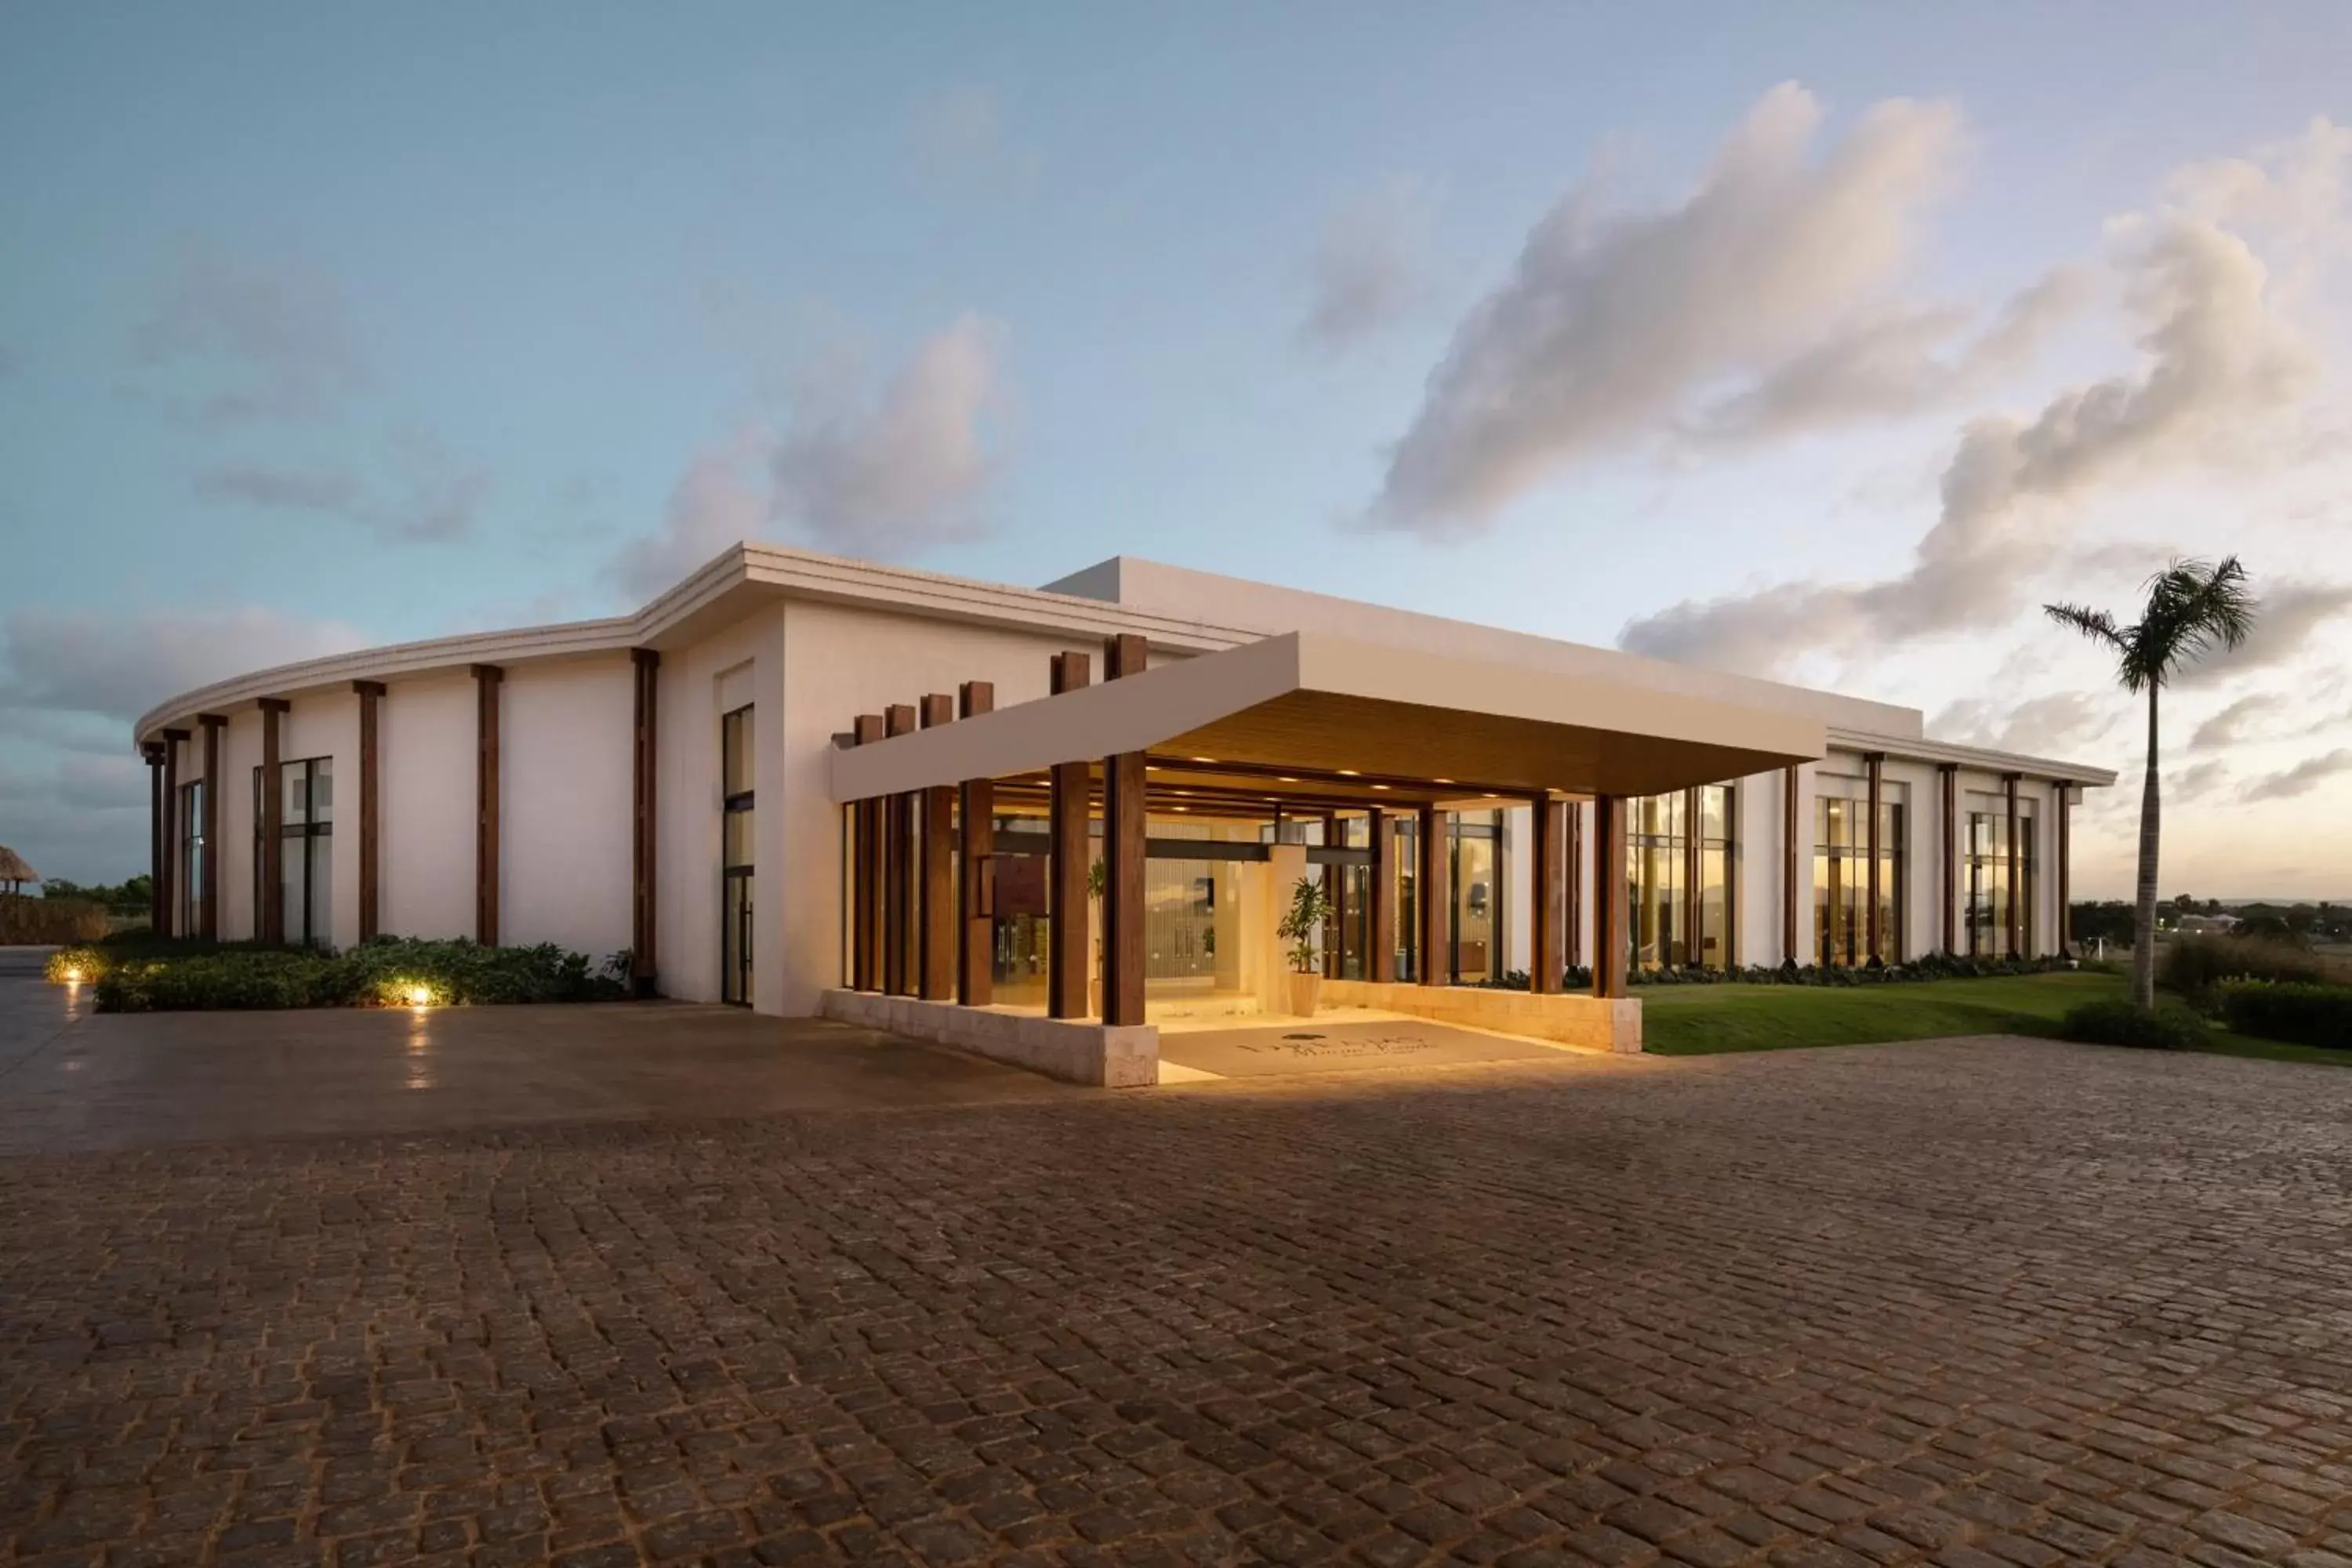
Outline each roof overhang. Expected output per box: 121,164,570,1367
829,632,1826,803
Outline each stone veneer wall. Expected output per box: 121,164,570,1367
819,990,1160,1087
1322,981,1642,1054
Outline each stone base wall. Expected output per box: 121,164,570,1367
1322,981,1642,1054
819,990,1160,1087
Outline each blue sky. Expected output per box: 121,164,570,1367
4,3,2350,895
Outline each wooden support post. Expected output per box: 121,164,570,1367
1532,799,1561,993
2004,772,2022,959
884,703,916,995
472,665,503,946
956,681,996,1005
1047,652,1091,1019
1865,753,1885,966
1783,765,1801,966
1592,793,1628,999
1418,804,1445,986
1321,811,1341,978
161,730,187,935
628,652,658,990
353,681,384,945
919,694,957,1000
143,742,168,933
257,699,289,944
1102,637,1146,1025
2057,785,2073,957
851,713,884,990
1368,805,1395,982
1565,801,1584,972
198,713,226,942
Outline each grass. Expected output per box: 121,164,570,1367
1640,969,2333,1066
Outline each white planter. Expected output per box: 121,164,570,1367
1287,971,1323,1018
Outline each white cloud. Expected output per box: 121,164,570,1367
611,316,1007,597
129,248,363,424
1929,691,2117,756
2189,692,2285,750
1299,176,1439,355
1366,83,1970,533
189,430,488,542
1619,122,2337,675
0,606,365,723
2243,749,2352,801
906,84,1040,196
2175,580,2352,688
2174,759,2230,800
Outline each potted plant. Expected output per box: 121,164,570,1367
1277,875,1333,1018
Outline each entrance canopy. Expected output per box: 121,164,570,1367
829,632,1824,808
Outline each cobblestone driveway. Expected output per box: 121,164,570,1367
6,1030,2352,1567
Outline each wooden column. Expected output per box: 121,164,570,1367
851,713,884,990
884,703,917,995
1047,652,1091,1019
1417,804,1445,985
956,682,995,1005
1102,637,1146,1025
1782,765,1800,965
1564,801,1584,975
143,742,167,931
1592,794,1628,999
353,681,383,945
2057,784,2073,957
198,713,226,941
629,652,658,990
161,729,187,935
919,694,956,1000
1321,811,1341,979
1864,753,1885,966
1940,764,1959,954
473,665,503,946
1368,806,1395,982
2004,772,2022,959
256,699,289,944
1531,799,1562,993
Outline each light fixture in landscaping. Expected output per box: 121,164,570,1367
61,967,83,985
404,982,434,1009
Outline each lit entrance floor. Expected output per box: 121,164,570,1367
1152,1012,1578,1080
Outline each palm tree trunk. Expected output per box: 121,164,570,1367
2132,683,2161,1011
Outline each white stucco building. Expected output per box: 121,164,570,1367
132,545,2113,1076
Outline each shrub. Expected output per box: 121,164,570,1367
2,894,110,946
2159,935,2330,1002
2060,999,2209,1051
89,936,630,1013
2216,980,2352,1050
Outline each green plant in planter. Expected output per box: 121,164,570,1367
1277,877,1332,974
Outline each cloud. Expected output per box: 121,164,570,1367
1929,691,2118,756
194,465,365,515
610,316,1007,597
2174,759,2230,800
2243,748,2352,801
2175,580,2352,688
188,430,487,542
1299,176,1439,355
2190,692,2284,750
129,249,363,423
0,606,365,723
906,84,1040,195
1365,83,1968,533
1619,124,2334,675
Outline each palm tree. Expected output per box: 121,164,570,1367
2045,557,2257,1011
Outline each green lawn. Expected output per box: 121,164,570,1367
1639,969,2338,1065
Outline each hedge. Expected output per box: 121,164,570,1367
85,936,630,1013
2159,935,2333,1001
2060,1000,2210,1051
2216,980,2352,1050
1497,953,2072,990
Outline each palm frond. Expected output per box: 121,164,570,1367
2043,601,2125,651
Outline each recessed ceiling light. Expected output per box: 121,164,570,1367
1190,756,1216,763
1370,783,1391,790
1277,775,1299,783
1337,769,1360,777
1483,793,1500,799
1434,778,1455,785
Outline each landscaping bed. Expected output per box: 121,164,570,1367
49,935,630,1012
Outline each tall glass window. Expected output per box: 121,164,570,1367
1450,811,1501,983
179,779,205,937
1965,810,2008,958
1815,795,1904,967
721,706,754,1005
1628,792,1686,970
1394,813,1420,982
1697,785,1735,969
262,758,334,948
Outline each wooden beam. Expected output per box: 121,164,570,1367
1531,799,1561,993
2004,772,2021,959
957,681,996,1005
1865,753,1885,966
257,699,289,945
1940,764,1959,954
198,713,226,942
1102,639,1146,1026
161,730,187,935
354,682,384,946
919,694,956,1000
1368,805,1395,982
1592,794,1629,999
851,713,884,991
2057,785,2073,957
1417,804,1445,985
628,652,658,990
143,742,167,932
884,703,917,996
1047,653,1091,1018
1782,765,1800,966
473,665,503,946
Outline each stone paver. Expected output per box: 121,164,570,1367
6,981,2352,1565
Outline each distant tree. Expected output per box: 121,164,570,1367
2172,892,2197,911
2070,901,2136,946
2047,557,2257,1011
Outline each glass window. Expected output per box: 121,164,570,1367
722,706,754,799
1965,809,2009,958
721,705,754,1004
1628,791,1687,970
270,757,336,948
180,779,205,936
1698,784,1734,968
1452,815,1497,983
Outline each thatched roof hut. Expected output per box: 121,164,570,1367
0,845,40,893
